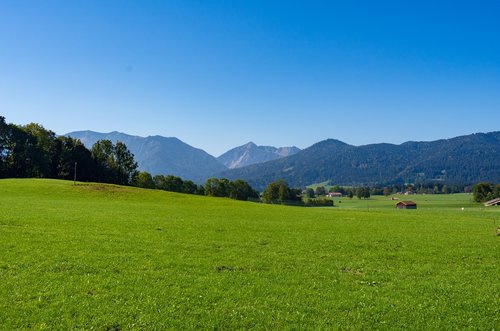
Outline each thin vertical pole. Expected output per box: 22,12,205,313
74,162,77,184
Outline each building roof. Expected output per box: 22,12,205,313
484,197,500,206
396,201,417,206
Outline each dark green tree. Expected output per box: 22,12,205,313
289,188,303,201
315,186,326,196
442,185,450,194
229,179,258,201
262,180,297,203
71,142,98,182
153,175,184,192
204,178,231,197
163,175,184,192
113,141,139,185
347,189,354,199
55,136,96,182
22,123,59,178
91,140,138,185
91,139,114,182
0,117,10,176
305,188,315,199
3,124,38,178
133,171,156,189
153,175,167,190
494,184,500,199
196,184,205,195
262,180,281,203
278,181,290,201
472,182,493,202
356,187,370,199
182,180,198,194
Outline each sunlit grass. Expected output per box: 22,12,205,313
0,179,498,329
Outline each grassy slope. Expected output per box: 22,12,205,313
0,179,498,330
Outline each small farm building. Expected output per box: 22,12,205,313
396,201,417,209
484,198,500,207
327,192,343,197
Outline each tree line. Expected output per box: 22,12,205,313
304,186,369,199
0,116,261,202
306,181,500,204
142,176,332,206
0,117,138,184
305,182,472,200
261,179,333,206
134,173,260,202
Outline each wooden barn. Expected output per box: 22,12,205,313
396,201,417,209
484,197,500,207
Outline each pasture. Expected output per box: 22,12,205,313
0,179,498,329
331,192,484,210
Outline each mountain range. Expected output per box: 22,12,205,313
66,131,226,182
65,131,297,182
218,132,500,190
67,130,500,189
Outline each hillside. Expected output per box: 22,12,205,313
217,142,300,169
66,130,226,182
0,179,498,329
217,132,500,190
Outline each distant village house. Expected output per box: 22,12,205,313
395,190,415,195
327,192,343,198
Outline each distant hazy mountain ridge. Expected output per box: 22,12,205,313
217,142,300,169
66,131,227,182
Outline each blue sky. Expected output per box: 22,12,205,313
1,0,499,156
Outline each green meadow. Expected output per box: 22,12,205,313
331,193,486,210
0,179,498,330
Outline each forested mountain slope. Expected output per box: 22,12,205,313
216,132,500,190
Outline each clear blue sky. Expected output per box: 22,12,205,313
1,0,499,156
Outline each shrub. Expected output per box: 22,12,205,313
305,199,334,207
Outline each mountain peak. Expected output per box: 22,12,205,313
217,142,301,169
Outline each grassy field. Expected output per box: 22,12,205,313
0,179,499,330
331,192,485,210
